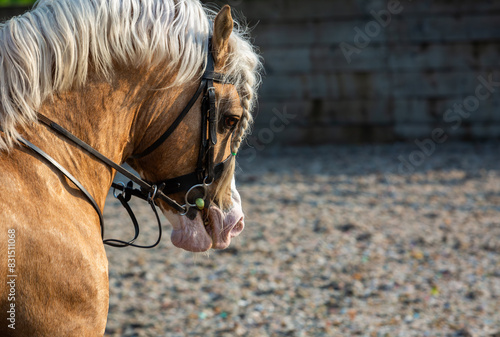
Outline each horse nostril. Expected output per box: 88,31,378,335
230,218,244,236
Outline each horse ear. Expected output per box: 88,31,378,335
212,5,233,66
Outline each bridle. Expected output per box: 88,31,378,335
7,37,236,248
131,42,234,219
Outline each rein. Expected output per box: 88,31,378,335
5,39,235,248
32,114,179,248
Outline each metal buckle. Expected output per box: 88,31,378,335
113,182,126,199
147,185,158,203
203,176,214,186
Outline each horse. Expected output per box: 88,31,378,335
0,0,261,335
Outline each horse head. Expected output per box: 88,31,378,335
124,5,259,252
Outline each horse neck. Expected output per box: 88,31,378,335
29,76,142,208
27,67,197,208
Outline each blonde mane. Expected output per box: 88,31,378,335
0,0,261,152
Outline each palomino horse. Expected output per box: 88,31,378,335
0,0,261,335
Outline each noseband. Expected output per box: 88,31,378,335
9,38,236,248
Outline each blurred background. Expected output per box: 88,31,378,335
2,1,500,336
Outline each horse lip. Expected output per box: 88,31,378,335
163,209,213,252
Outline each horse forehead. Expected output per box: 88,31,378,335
215,83,243,114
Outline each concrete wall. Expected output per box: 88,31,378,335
3,1,500,145
206,0,500,145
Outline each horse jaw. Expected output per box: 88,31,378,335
162,177,245,252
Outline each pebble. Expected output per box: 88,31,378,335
104,142,500,336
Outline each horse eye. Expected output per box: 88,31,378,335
224,116,239,129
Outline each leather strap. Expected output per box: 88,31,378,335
131,54,233,160
203,71,234,84
17,134,165,248
130,79,207,159
131,46,232,161
103,181,163,248
17,136,106,238
152,154,230,194
37,114,185,213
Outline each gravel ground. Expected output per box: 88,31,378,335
104,142,500,337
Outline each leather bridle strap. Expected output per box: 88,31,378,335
131,49,233,161
104,182,163,248
16,130,164,248
37,114,185,213
154,155,230,194
17,135,106,238
203,48,218,184
130,79,207,159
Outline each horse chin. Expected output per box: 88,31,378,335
162,204,245,252
167,212,213,252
